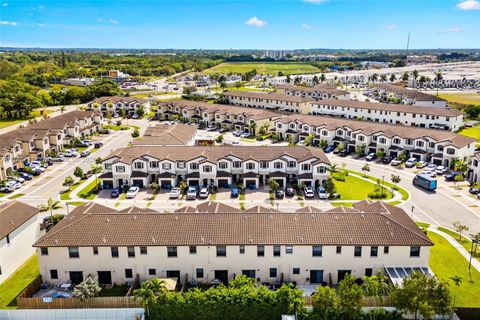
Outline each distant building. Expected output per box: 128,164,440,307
133,123,196,147
107,70,129,78
372,83,447,108
263,50,287,60
407,55,438,65
64,78,95,86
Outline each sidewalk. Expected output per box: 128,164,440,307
427,227,480,272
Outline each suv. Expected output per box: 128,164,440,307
390,158,402,166
317,186,329,199
366,153,377,161
198,187,209,199
186,186,197,200
304,187,315,198
405,158,417,168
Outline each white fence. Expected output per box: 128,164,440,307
0,308,144,320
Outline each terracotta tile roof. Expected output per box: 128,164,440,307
374,84,446,102
104,145,331,166
313,99,460,117
223,90,315,103
0,201,40,240
133,123,196,146
90,96,148,104
277,114,474,149
277,84,349,96
118,206,157,214
174,201,240,213
33,201,432,247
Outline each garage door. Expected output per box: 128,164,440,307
275,179,284,188
245,179,257,189
189,180,200,187
132,179,144,188
389,151,398,158
218,179,229,188
160,180,173,189
102,180,113,189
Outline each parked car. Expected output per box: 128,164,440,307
317,186,329,199
64,149,78,157
323,145,336,153
9,176,25,183
31,160,47,168
32,165,45,173
286,187,295,197
0,184,14,193
81,140,92,146
198,187,209,199
186,186,197,200
338,149,351,157
132,114,139,119
18,172,33,180
390,158,402,166
169,187,181,199
219,128,227,133
94,142,104,148
366,153,377,161
435,165,448,174
80,150,91,157
405,158,417,168
381,156,392,164
6,180,21,189
469,187,480,195
126,186,140,199
230,187,240,198
304,187,315,198
275,189,284,199
420,170,437,178
415,161,428,169
426,164,437,171
445,171,464,182
110,188,121,198
240,133,249,138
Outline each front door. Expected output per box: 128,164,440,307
242,270,256,279
166,270,180,281
69,271,84,285
214,270,229,284
97,271,112,285
337,270,351,283
310,270,324,284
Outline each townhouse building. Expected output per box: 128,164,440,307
467,153,480,182
33,200,432,287
100,146,331,190
310,99,463,132
276,83,351,100
132,123,197,146
157,100,280,135
224,91,315,114
274,114,475,167
372,83,447,108
0,201,41,283
87,96,150,116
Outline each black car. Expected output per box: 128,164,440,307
323,145,336,153
275,189,284,199
382,156,392,164
338,149,351,157
286,187,295,197
94,142,104,148
469,187,480,195
445,171,464,182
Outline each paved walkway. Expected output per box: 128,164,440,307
427,227,480,272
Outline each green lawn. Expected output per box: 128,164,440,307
60,180,85,200
77,179,101,200
428,232,480,307
0,255,39,309
331,201,354,207
415,222,431,229
98,284,127,297
346,170,409,201
437,227,479,261
7,193,25,200
67,201,86,206
203,62,321,75
332,173,393,201
438,93,480,106
0,109,54,129
458,126,480,142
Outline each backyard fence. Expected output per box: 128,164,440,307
17,275,42,299
303,295,392,307
16,296,141,309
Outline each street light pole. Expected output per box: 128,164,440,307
382,175,385,197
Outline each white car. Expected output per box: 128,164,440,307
198,187,209,199
304,187,315,198
390,158,402,166
415,161,428,168
317,186,329,199
81,140,92,146
132,114,139,119
426,163,437,171
30,160,46,168
9,176,25,183
65,149,78,157
435,165,448,174
240,133,249,138
186,186,197,200
421,170,437,178
405,158,417,168
6,181,21,189
126,186,140,199
32,165,45,173
169,187,181,199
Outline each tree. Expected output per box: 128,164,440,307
312,286,339,320
452,221,469,242
268,178,280,191
449,275,462,311
361,163,370,176
397,151,408,163
356,144,366,157
380,74,387,83
87,78,122,98
320,73,326,83
312,75,319,85
412,70,419,87
434,70,443,95
178,181,188,195
90,163,103,191
248,122,257,136
391,174,401,189
468,233,480,282
215,134,224,144
74,166,84,179
134,278,167,317
95,157,103,165
131,128,140,138
63,176,75,188
402,72,409,82
391,272,452,320
38,198,63,218
335,143,345,153
376,149,385,159
338,273,363,320
464,105,480,119
323,177,336,195
72,275,102,301
135,105,145,118
389,74,397,83
149,181,160,191
304,133,314,146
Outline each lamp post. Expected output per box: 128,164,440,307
66,203,70,216
381,175,385,197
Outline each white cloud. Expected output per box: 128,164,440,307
0,20,17,26
301,23,312,29
457,0,480,10
145,22,150,26
36,23,44,28
2,3,8,7
96,17,104,22
440,27,463,33
245,16,267,27
108,19,119,24
303,0,329,3
385,24,397,31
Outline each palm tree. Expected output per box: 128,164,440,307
327,163,339,176
134,278,167,317
449,275,462,311
411,70,419,87
389,74,397,83
380,74,387,83
320,73,326,83
90,163,103,191
468,233,480,282
60,106,66,114
38,198,63,218
434,70,443,96
249,122,257,136
402,72,409,83
371,73,379,83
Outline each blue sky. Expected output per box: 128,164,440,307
0,0,479,49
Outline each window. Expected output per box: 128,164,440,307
270,268,277,278
190,246,197,254
150,161,158,168
410,246,421,257
219,162,228,169
437,145,444,152
336,130,343,135
406,139,413,145
50,269,58,279
274,162,283,169
127,247,135,258
134,162,144,169
140,247,147,255
446,148,455,155
257,245,265,257
149,268,156,276
286,245,293,254
312,246,323,257
393,138,401,144
162,163,171,170
68,247,79,258
239,245,245,254
301,163,311,171
370,246,378,257
217,246,226,257
196,268,204,278
415,141,424,147
105,163,112,170
273,245,281,257
233,161,241,168
177,161,185,169
41,247,49,256
336,246,342,254
354,246,362,257
293,268,300,275
317,166,326,174
203,165,212,173
322,130,328,136
246,163,256,170
189,163,198,170
260,161,268,169
288,161,296,168
93,247,98,255
116,166,125,173
384,246,389,254
379,138,387,144
111,247,119,258
365,268,373,277
125,269,133,278
167,246,178,257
